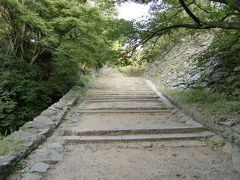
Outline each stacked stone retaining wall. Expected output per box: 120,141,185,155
0,86,82,180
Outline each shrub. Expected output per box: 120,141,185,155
0,54,78,135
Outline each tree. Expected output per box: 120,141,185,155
0,0,131,134
120,0,240,46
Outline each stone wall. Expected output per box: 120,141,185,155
144,33,240,146
144,33,213,88
0,86,81,180
144,33,240,95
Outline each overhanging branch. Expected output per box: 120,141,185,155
140,22,240,45
179,0,201,24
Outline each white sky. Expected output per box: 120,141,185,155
117,2,151,21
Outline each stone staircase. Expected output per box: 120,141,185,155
62,77,214,144
6,77,240,180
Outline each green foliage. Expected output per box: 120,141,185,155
10,160,26,174
77,74,93,88
117,64,146,76
0,0,127,67
0,0,128,135
162,88,240,114
198,30,240,68
0,54,78,134
0,138,22,156
127,0,240,60
141,30,195,62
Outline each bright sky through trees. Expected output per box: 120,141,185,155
117,1,150,21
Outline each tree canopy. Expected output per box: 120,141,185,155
124,0,240,46
0,0,132,134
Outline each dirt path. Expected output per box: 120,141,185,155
9,77,240,180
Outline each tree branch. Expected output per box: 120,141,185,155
179,0,201,24
140,22,240,45
193,2,211,13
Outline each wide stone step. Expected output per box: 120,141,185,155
77,109,173,113
86,98,160,102
78,101,169,110
88,90,154,93
87,97,160,101
91,88,152,91
64,131,215,143
87,95,159,99
87,92,155,95
63,126,207,136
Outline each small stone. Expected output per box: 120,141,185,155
212,61,222,67
29,162,49,173
5,131,33,141
178,84,187,89
117,144,128,148
209,135,225,144
41,109,57,116
52,102,66,110
30,148,63,164
0,155,17,165
6,174,21,180
219,120,236,127
234,66,240,72
232,152,240,172
205,61,212,67
33,116,55,126
175,173,183,177
223,143,240,154
200,82,208,88
204,87,214,93
48,143,64,152
141,142,153,148
90,162,99,167
191,73,202,81
23,116,55,130
22,173,42,180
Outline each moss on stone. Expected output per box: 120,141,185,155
0,138,23,156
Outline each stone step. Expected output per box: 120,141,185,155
91,88,152,91
88,90,154,93
87,97,159,100
63,126,207,136
78,106,170,110
77,109,173,113
64,131,215,143
91,85,149,88
86,98,160,102
79,101,168,110
87,95,159,98
88,93,156,96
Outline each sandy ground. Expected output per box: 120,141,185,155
68,112,192,131
44,142,240,180
78,101,167,110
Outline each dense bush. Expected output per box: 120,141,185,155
0,54,78,135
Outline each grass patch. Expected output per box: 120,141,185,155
117,64,146,77
162,88,240,114
10,160,26,174
0,138,23,156
77,74,94,88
